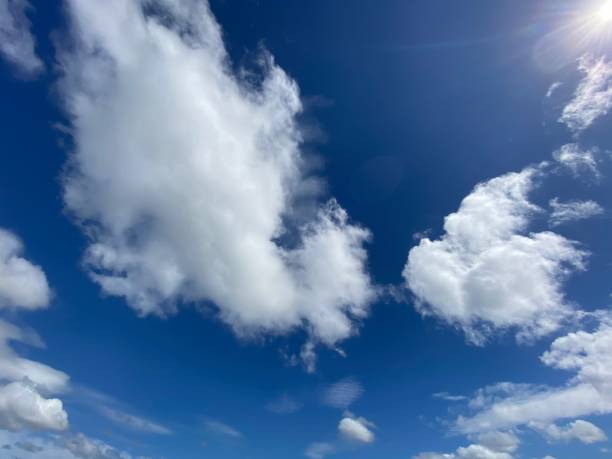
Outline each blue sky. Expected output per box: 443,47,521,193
1,0,612,458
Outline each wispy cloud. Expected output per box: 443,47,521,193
206,420,242,439
265,393,302,415
0,0,44,76
432,392,467,402
549,198,604,227
323,378,364,409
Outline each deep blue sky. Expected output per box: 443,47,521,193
1,1,612,458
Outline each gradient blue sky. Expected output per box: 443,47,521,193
1,1,612,458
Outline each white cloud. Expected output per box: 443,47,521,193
552,144,601,180
530,419,607,444
403,167,586,344
58,0,374,354
549,198,604,226
338,414,375,443
65,432,147,459
433,392,467,402
0,0,43,76
559,55,612,135
0,320,69,393
0,229,51,310
456,312,612,433
323,378,363,409
0,381,68,432
413,432,518,459
206,420,242,438
305,442,335,459
0,431,150,459
100,406,171,435
265,394,302,415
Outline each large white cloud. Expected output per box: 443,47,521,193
456,312,612,434
0,0,43,76
0,229,51,310
559,55,612,135
403,167,586,344
57,0,374,351
0,381,68,432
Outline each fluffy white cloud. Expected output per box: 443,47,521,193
549,198,604,227
0,381,68,432
552,144,601,179
338,414,375,443
456,313,612,433
0,0,43,76
323,378,363,409
559,55,612,134
530,419,607,444
305,442,335,459
403,167,586,344
58,0,374,352
413,432,518,459
0,229,51,310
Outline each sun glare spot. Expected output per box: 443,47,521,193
597,1,612,22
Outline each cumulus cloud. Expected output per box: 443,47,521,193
530,419,607,444
0,229,51,310
403,167,586,344
456,312,612,433
323,378,363,409
58,0,374,354
305,442,335,459
0,0,43,76
338,414,375,443
552,144,601,180
0,381,68,432
413,431,518,459
549,198,603,227
559,55,612,135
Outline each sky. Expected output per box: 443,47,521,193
1,0,612,458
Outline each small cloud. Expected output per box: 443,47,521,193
432,392,467,402
338,413,375,444
206,420,242,439
305,442,335,459
100,406,172,435
266,394,302,415
323,378,364,409
549,198,604,227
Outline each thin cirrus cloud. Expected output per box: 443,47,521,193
549,198,604,227
305,442,335,459
0,0,44,77
0,228,51,311
205,420,242,439
403,165,587,345
57,0,375,359
323,378,364,409
559,54,612,135
552,143,602,180
265,393,302,415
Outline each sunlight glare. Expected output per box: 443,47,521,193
598,0,612,22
